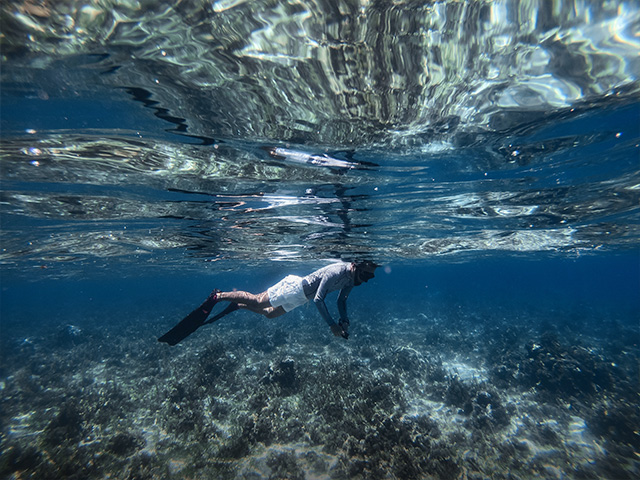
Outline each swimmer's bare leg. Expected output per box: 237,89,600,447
217,291,286,318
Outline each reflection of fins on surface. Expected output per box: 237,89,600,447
158,291,219,346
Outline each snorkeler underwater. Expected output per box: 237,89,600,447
1,1,639,479
158,261,378,345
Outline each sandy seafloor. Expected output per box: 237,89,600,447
0,260,638,480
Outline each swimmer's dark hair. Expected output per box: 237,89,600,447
354,260,379,271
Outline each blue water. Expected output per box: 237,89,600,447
1,1,640,479
2,255,639,330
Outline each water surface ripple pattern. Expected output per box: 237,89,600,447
1,0,639,276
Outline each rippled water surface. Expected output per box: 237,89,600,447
1,0,639,278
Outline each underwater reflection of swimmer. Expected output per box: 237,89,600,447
158,261,378,346
264,146,378,170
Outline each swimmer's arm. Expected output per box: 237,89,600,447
315,269,349,338
337,286,352,323
313,277,342,328
313,276,335,327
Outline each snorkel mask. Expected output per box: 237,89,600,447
354,261,378,285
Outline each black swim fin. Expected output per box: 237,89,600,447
158,291,219,346
205,302,239,324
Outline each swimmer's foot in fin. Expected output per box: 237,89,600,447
158,290,220,346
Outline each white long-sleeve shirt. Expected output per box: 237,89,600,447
302,262,355,326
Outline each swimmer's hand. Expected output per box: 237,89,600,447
330,323,349,339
